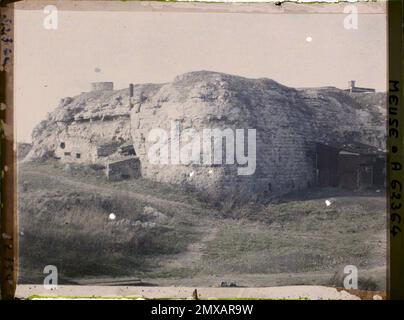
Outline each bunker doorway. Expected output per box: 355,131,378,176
357,164,373,189
315,144,339,187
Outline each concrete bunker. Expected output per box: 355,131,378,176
26,72,386,200
91,82,114,91
106,157,141,181
55,135,140,181
345,80,376,93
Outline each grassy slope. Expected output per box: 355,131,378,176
18,161,206,282
17,162,386,290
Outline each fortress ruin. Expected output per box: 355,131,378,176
25,71,386,201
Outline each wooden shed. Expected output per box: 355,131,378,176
316,142,385,190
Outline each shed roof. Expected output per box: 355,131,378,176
317,141,385,155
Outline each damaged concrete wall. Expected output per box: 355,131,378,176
26,71,385,201
130,71,385,201
106,157,141,181
25,83,162,165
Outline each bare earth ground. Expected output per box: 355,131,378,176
17,161,387,291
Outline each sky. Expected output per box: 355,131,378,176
14,3,387,142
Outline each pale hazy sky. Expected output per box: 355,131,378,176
15,4,387,142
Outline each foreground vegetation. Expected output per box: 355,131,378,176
18,161,386,290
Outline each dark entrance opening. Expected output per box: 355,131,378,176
316,142,386,190
316,144,339,187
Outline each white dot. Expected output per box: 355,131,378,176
109,213,116,220
306,36,313,42
208,169,213,174
189,171,195,177
325,200,332,207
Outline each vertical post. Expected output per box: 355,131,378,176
0,4,17,300
129,83,134,110
388,0,404,300
349,80,355,92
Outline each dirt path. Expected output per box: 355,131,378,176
25,169,200,213
70,219,222,285
161,224,220,270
